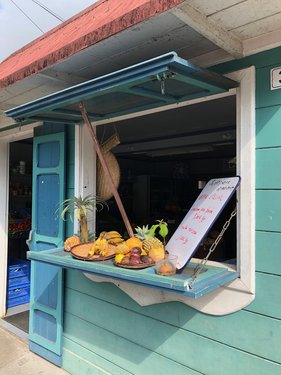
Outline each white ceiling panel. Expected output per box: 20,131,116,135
188,0,243,15
232,12,281,38
208,0,281,30
53,12,218,81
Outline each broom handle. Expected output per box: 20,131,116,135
79,102,134,238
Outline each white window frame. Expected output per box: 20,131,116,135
77,66,255,316
0,123,40,317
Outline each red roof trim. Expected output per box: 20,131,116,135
0,0,184,89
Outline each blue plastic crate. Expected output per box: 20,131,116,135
8,274,30,288
7,283,30,308
8,258,30,280
7,258,30,307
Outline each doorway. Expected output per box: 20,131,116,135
3,139,33,333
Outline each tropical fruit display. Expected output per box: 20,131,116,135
114,246,154,267
87,230,123,257
65,230,123,259
114,220,169,267
134,221,168,262
113,234,154,267
65,220,169,268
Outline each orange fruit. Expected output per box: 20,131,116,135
157,262,176,275
159,264,173,273
125,237,143,249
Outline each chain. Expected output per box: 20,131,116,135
188,206,237,289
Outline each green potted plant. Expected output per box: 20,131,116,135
60,194,107,243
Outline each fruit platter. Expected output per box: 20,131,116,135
64,220,171,272
70,241,116,261
66,231,122,261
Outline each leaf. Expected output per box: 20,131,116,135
148,224,159,237
75,211,80,221
158,221,168,239
57,193,107,225
80,205,87,217
60,203,74,221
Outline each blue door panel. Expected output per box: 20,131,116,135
28,132,65,365
38,141,60,167
37,174,60,236
33,262,60,308
33,310,57,342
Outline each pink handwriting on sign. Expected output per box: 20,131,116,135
191,207,200,212
177,235,188,244
180,225,197,235
166,177,240,269
191,213,206,223
188,227,197,235
200,208,214,214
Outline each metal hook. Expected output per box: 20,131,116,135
18,119,23,131
156,74,166,95
161,79,165,95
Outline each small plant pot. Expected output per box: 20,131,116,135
155,254,178,276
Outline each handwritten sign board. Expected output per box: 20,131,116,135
166,176,240,270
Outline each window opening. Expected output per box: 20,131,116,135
95,94,237,265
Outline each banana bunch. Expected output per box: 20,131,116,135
99,231,124,245
88,237,109,257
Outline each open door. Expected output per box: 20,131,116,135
28,132,65,366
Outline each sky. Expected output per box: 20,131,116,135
0,0,98,62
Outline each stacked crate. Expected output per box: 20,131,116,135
7,258,30,308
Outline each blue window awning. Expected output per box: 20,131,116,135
5,52,238,124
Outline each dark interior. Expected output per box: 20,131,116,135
6,140,32,324
96,95,237,261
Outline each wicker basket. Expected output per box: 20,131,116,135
97,134,121,201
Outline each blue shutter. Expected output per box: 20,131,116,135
28,132,65,366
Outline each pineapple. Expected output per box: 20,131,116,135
142,237,164,252
143,237,165,262
134,225,158,240
135,225,165,262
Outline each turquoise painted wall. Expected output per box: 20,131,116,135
62,47,281,374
